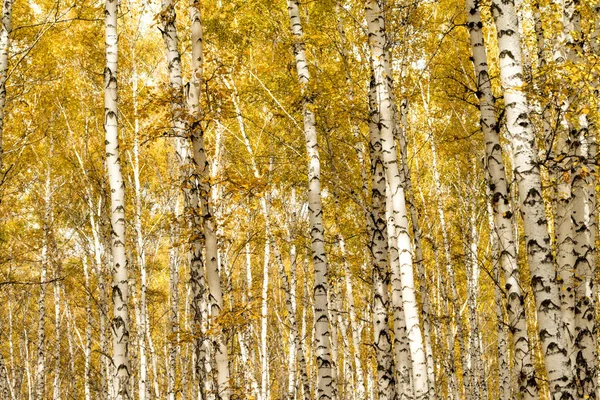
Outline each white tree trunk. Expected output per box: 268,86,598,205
491,0,575,395
339,239,365,400
36,159,53,400
465,0,537,396
130,57,149,400
160,2,211,397
396,99,435,393
187,4,230,397
52,268,61,400
83,256,92,400
486,198,511,400
365,2,429,397
0,354,9,400
572,128,597,397
368,85,397,400
104,0,130,397
286,2,333,398
0,0,12,175
168,199,180,400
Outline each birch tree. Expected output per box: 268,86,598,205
465,0,537,396
368,77,397,400
491,0,575,395
105,0,131,397
0,0,12,177
187,3,230,397
286,2,333,398
160,2,210,397
365,1,430,397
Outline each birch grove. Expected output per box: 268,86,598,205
1,0,600,399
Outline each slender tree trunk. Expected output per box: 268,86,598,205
105,0,130,397
339,239,365,400
0,0,12,176
465,194,486,400
487,197,511,400
63,295,76,397
83,256,92,400
36,160,53,400
368,84,397,400
396,99,435,394
365,2,429,397
385,189,414,399
260,234,270,400
130,55,149,400
0,353,9,400
286,2,333,398
187,4,230,397
52,267,61,400
572,124,597,397
160,2,210,398
491,0,575,395
465,0,537,396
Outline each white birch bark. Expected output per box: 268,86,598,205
426,127,469,398
365,2,429,397
396,100,435,393
339,239,365,400
168,199,180,400
130,58,149,400
385,191,413,399
0,0,12,175
160,2,210,397
486,197,511,400
36,160,52,400
572,129,597,397
105,0,130,397
260,235,270,400
465,0,537,395
491,0,575,395
368,85,397,400
286,2,333,398
0,354,8,400
187,5,230,397
465,194,486,400
83,256,92,400
52,266,61,400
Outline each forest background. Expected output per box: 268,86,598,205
0,0,598,399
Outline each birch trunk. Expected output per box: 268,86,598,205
187,5,230,397
365,2,429,397
368,85,397,400
36,160,53,400
465,0,537,395
491,0,575,394
0,354,8,400
572,129,597,397
105,0,130,397
168,198,180,400
487,198,511,400
426,129,469,398
83,256,92,400
465,195,486,400
260,235,270,400
396,99,435,393
52,268,61,400
339,239,365,400
130,56,149,400
160,2,210,397
286,2,333,398
0,0,12,175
